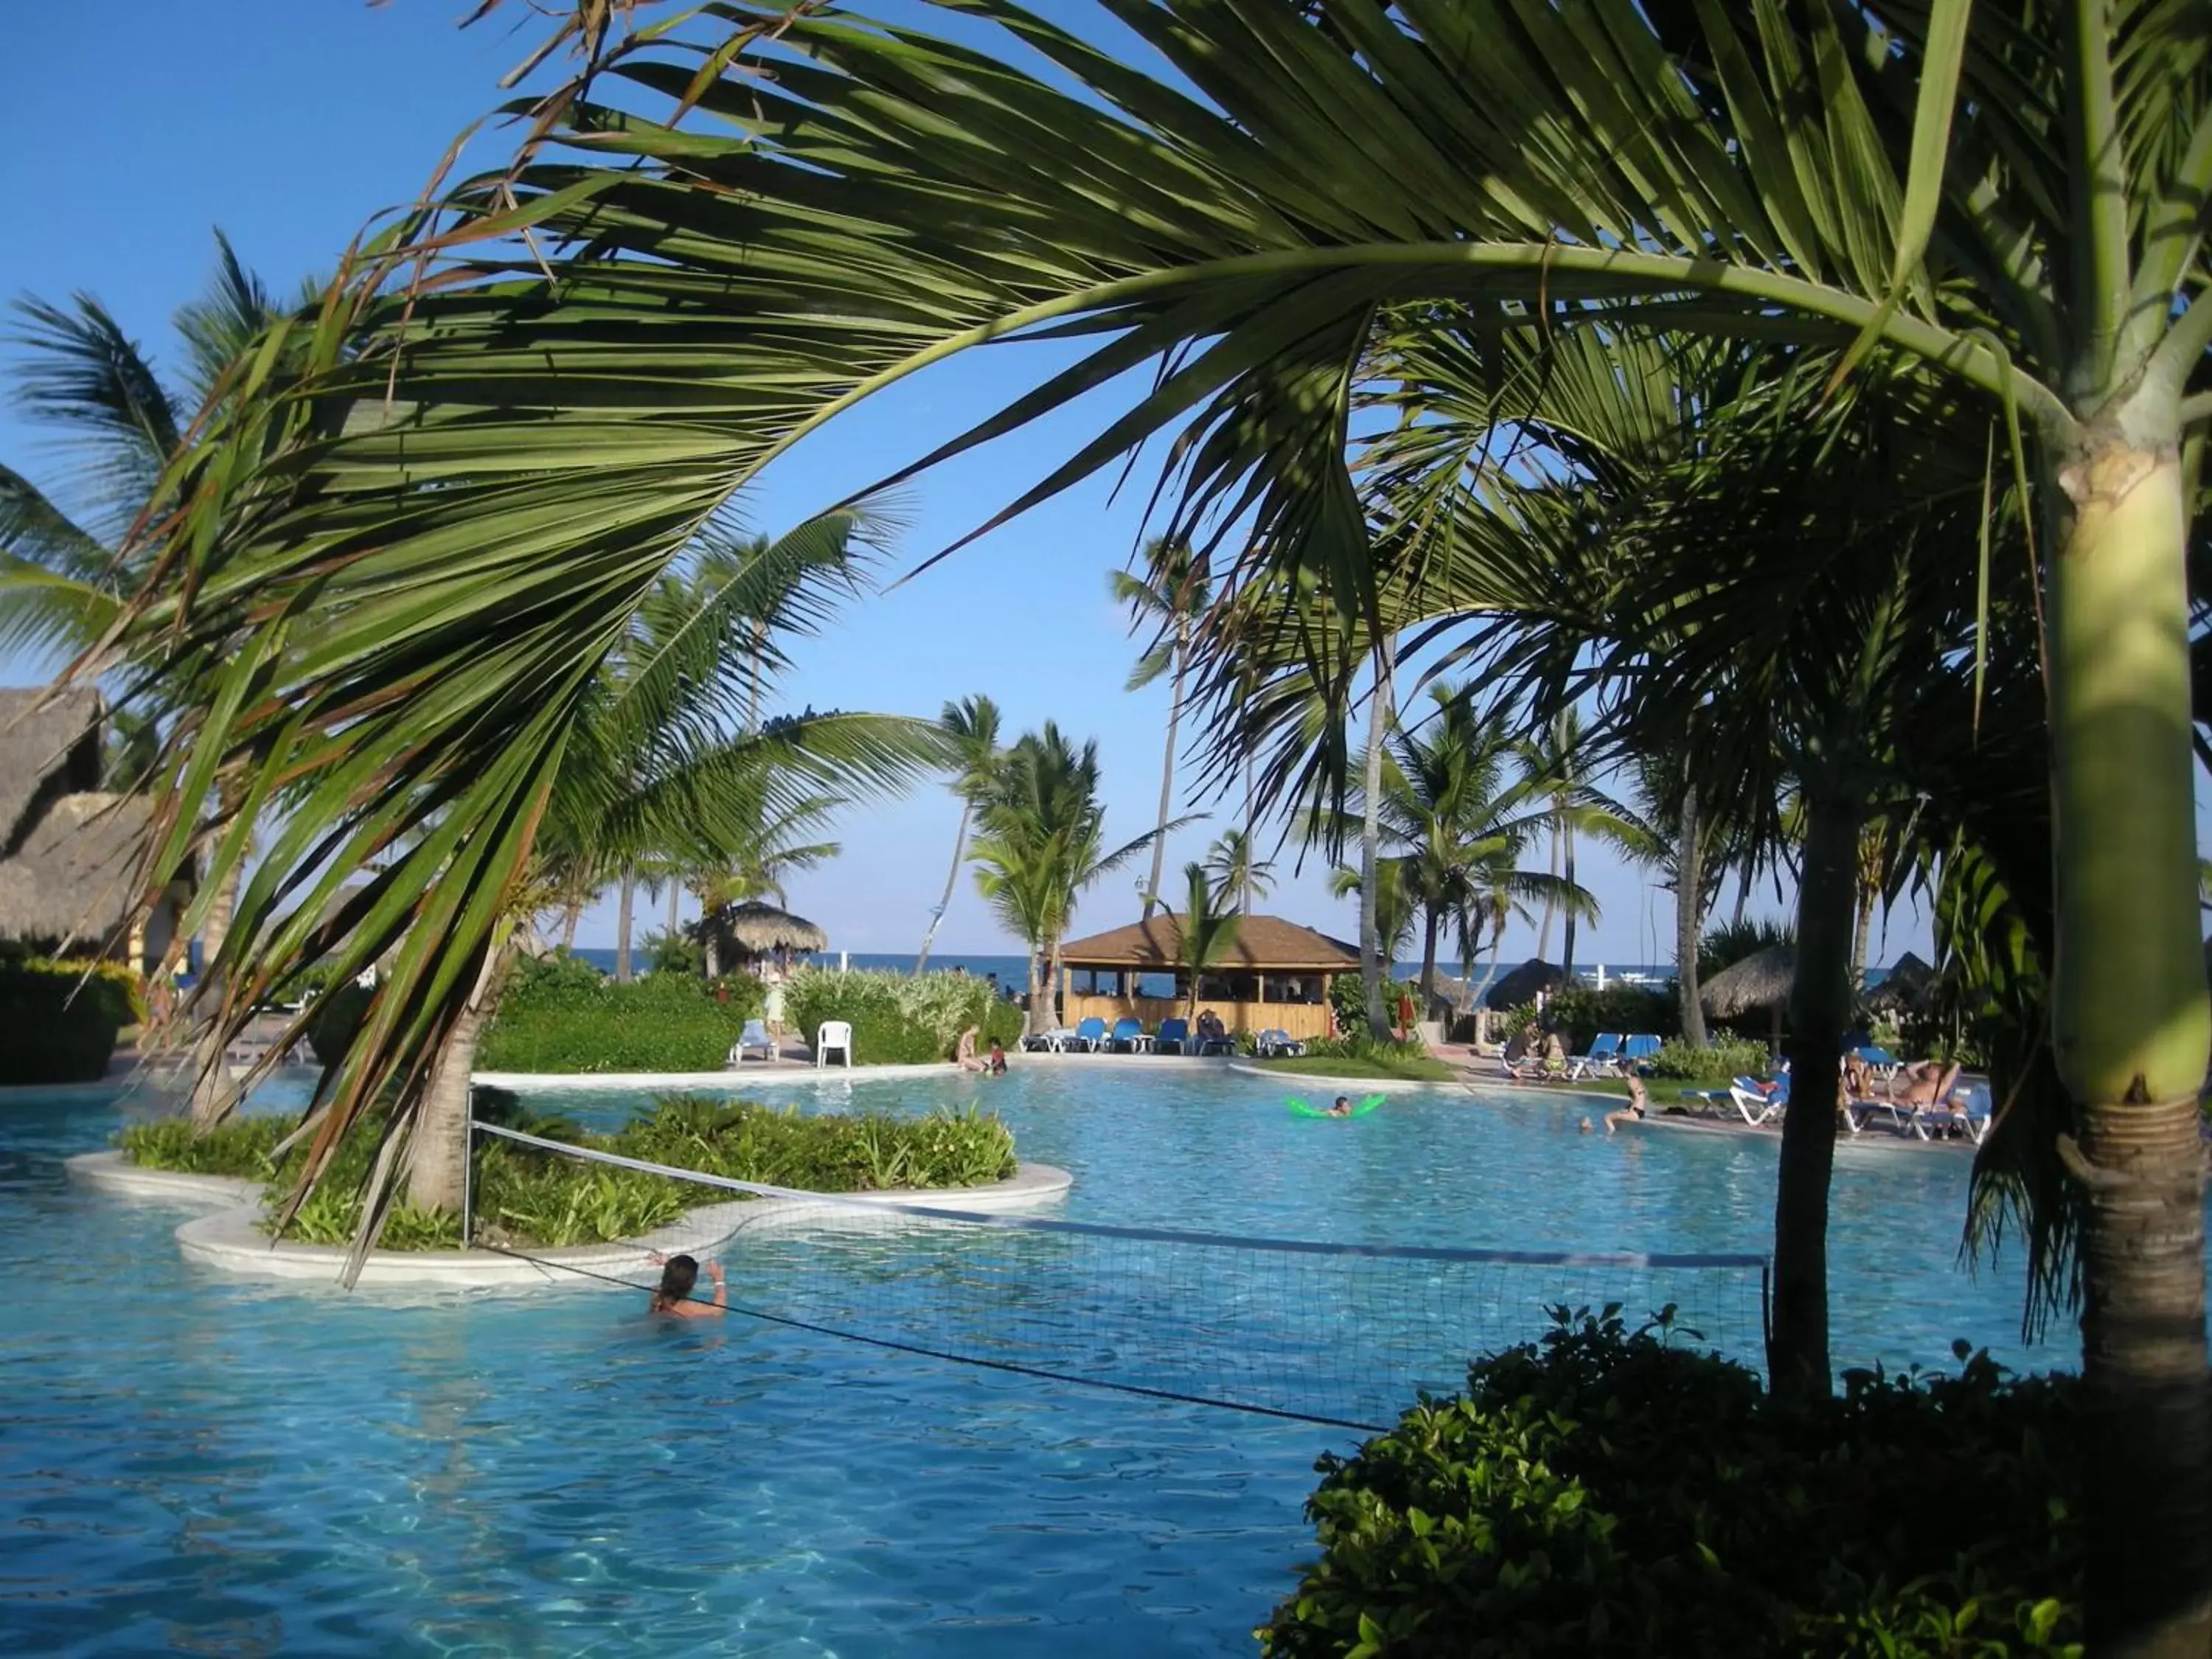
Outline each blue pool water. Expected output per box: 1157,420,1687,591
1,1065,2067,1655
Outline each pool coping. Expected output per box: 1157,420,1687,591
1613,1113,1969,1152
476,1053,1235,1091
72,1151,1073,1287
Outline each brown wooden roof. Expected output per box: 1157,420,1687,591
1059,914,1360,971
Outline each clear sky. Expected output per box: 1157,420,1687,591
2,1,1918,971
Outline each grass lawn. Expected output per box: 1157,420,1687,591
1256,1054,1461,1083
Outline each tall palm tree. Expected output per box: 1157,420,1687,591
1517,706,1644,984
1169,860,1241,1021
1203,829,1273,914
1110,540,1211,917
967,723,1175,1036
121,10,2212,1638
914,693,1002,972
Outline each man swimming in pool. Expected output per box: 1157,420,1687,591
1326,1094,1354,1116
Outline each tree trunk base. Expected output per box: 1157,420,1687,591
2076,1091,2212,1657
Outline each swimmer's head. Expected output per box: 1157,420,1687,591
1334,1096,1349,1109
1578,1117,1593,1134
658,1254,699,1301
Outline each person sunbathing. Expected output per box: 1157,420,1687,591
1892,1061,1963,1111
956,1024,987,1072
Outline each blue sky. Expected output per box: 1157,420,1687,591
1,1,1904,970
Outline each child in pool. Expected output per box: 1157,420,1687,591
647,1252,726,1318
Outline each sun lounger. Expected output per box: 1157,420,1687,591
1154,1017,1191,1054
1566,1032,1622,1079
1619,1034,1663,1071
1109,1017,1153,1054
1728,1072,1790,1125
1068,1017,1107,1053
1256,1028,1306,1057
726,1018,776,1065
1849,1045,1904,1082
1022,1028,1082,1053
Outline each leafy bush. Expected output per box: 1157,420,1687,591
479,954,765,1072
1543,984,1679,1052
0,958,142,1084
1260,1307,2083,1659
120,1090,1018,1251
640,928,703,976
1641,1034,1775,1081
784,967,1023,1065
1328,973,1368,1032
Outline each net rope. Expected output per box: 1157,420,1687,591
472,1121,1770,1434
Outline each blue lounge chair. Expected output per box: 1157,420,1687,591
1566,1032,1622,1079
1619,1033,1663,1071
1728,1071,1790,1125
1154,1017,1191,1055
1110,1017,1153,1054
726,1018,776,1065
1850,1044,1904,1081
1070,1017,1107,1054
1256,1028,1305,1057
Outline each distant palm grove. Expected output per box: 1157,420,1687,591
3,3,2210,1652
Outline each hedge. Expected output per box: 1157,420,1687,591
1260,1307,2081,1658
477,953,766,1073
0,957,142,1084
782,967,1025,1065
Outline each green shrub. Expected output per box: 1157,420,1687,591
1328,973,1368,1032
116,1114,291,1175
1260,1307,2083,1659
784,967,1022,1065
1641,1034,1775,1081
479,956,765,1072
0,958,142,1084
1543,984,1679,1052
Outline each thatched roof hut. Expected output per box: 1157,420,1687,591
713,900,827,961
0,686,102,850
0,791,151,954
1484,958,1563,1011
1700,944,1795,1017
1866,950,1934,1012
1059,914,1360,973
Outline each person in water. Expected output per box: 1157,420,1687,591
955,1024,986,1072
986,1039,1009,1077
1326,1094,1354,1116
647,1252,726,1318
1604,1073,1651,1135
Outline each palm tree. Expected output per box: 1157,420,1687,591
121,11,2212,1637
1110,540,1211,917
914,694,1002,972
1169,860,1241,1020
1517,706,1648,987
968,724,1175,1037
1203,829,1273,914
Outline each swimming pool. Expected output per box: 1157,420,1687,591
0,1064,2079,1655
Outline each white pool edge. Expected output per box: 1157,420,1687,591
476,1054,1234,1091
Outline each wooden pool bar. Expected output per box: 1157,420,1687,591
1053,914,1361,1044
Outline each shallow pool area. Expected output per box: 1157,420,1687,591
0,1063,2090,1655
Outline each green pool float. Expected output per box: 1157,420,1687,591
1287,1094,1385,1119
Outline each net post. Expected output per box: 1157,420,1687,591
460,1085,475,1250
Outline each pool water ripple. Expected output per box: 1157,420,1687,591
0,1064,2107,1655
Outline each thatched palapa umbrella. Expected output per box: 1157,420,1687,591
1700,943,1795,1053
1865,950,1933,1014
1484,958,1564,1012
710,900,827,974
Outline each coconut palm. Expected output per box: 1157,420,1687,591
1110,540,1211,917
1517,706,1649,988
1203,829,1273,914
114,10,2212,1636
914,694,1002,973
967,724,1178,1037
1169,861,1241,1022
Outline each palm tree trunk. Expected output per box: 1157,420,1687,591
1046,938,1063,1030
704,928,721,978
1731,861,1752,929
1242,756,1256,914
1767,790,1860,1400
1847,878,1874,998
666,877,679,942
1418,905,1441,1016
1676,779,1708,1048
560,899,583,952
1142,630,1187,918
1025,946,1050,1038
917,799,972,972
1534,821,1559,963
613,869,636,984
1561,825,1578,984
187,848,248,1130
404,942,506,1215
2045,427,2211,1656
1357,644,1393,1039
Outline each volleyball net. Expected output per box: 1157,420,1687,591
469,1121,1770,1434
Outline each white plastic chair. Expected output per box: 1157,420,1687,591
815,1020,855,1068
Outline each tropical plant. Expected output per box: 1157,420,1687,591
914,693,1002,972
967,724,1176,1036
1168,860,1241,1020
1517,706,1648,984
108,7,2212,1641
1110,539,1211,917
1202,827,1273,915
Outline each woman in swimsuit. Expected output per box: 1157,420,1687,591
647,1252,726,1318
1604,1074,1651,1135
